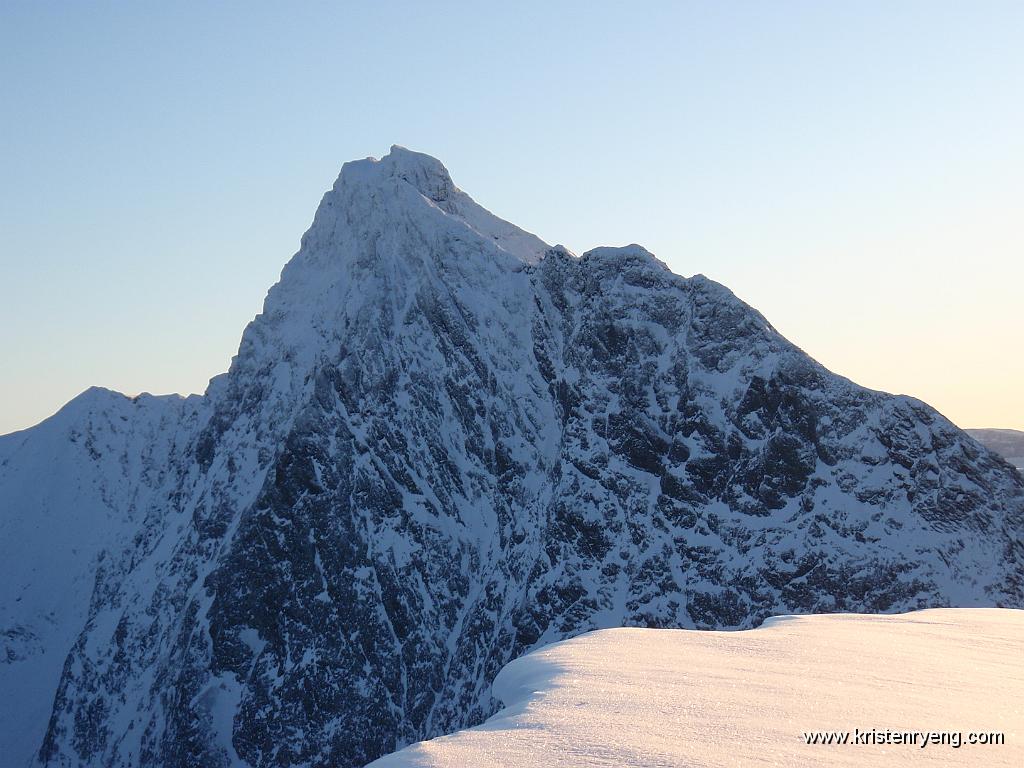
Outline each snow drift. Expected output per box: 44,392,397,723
369,609,1024,768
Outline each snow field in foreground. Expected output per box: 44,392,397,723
369,609,1023,767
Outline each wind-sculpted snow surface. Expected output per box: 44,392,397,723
368,609,1024,768
1,147,1022,767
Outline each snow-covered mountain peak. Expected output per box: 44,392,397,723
311,145,551,266
335,145,454,202
382,144,455,203
5,385,194,443
4,147,1024,768
579,243,670,273
582,243,657,260
47,385,127,421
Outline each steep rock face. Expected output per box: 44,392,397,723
2,147,1022,768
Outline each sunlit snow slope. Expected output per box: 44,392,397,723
369,609,1023,768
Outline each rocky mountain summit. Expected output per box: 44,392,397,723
2,147,1022,768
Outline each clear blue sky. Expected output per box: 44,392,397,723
2,1,1021,434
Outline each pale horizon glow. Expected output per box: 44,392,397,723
1,2,1021,434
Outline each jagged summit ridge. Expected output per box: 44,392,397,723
1,148,1021,768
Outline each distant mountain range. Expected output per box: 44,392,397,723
2,147,1022,768
966,429,1024,470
